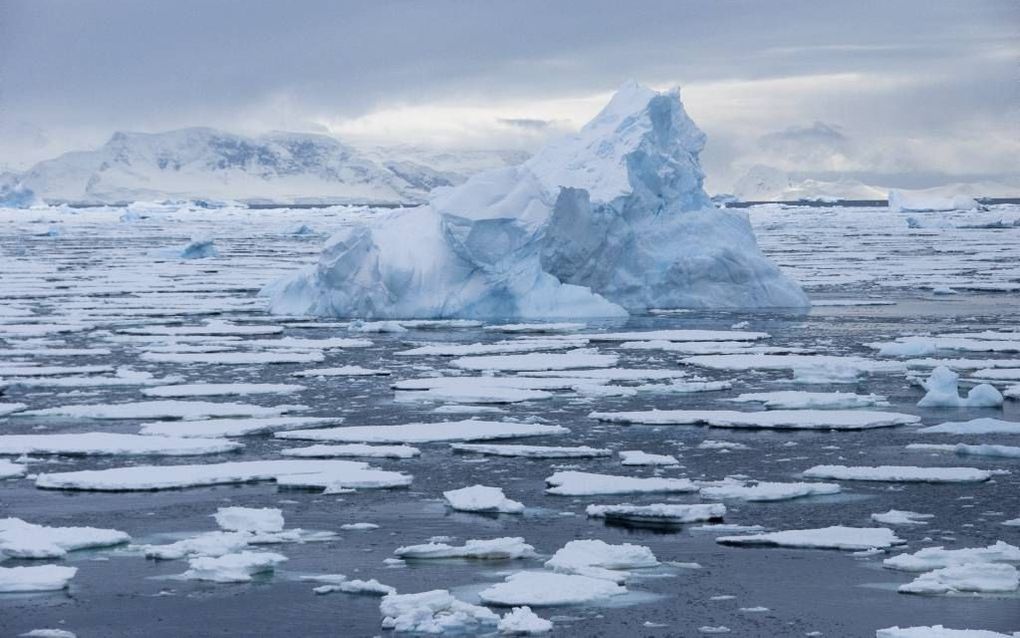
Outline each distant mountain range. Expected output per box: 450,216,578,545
9,128,528,206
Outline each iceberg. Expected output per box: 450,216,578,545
265,82,807,319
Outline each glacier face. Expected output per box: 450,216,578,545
265,83,808,319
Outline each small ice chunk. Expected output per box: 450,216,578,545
545,539,657,582
871,510,934,526
918,367,1003,408
0,518,130,558
0,565,77,592
395,537,536,560
699,480,840,502
181,551,287,583
479,571,627,606
213,507,285,533
877,626,1014,638
883,542,1020,572
898,562,1018,595
280,444,420,459
498,606,553,634
545,471,697,496
443,485,524,514
379,590,499,633
451,443,611,458
619,450,679,466
586,503,725,524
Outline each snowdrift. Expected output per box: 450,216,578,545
265,82,808,319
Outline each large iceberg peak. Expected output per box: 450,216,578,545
527,82,710,210
265,82,808,319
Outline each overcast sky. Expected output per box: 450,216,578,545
1,0,1017,190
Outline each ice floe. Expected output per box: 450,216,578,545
443,485,524,514
379,590,498,633
699,480,841,502
181,550,287,583
586,503,725,524
917,367,1003,408
141,383,305,397
590,409,919,430
545,471,697,496
395,537,536,560
274,420,568,444
545,539,658,582
479,571,627,606
883,542,1020,572
717,526,904,551
292,365,390,377
0,518,130,558
0,433,241,456
450,443,611,458
729,391,888,409
0,565,77,592
907,443,1020,459
35,459,411,492
802,465,992,483
497,606,553,634
24,400,301,420
898,562,1018,595
918,418,1020,435
139,416,343,438
0,459,26,479
280,443,420,459
619,450,679,466
451,350,618,372
877,626,1014,637
871,510,934,526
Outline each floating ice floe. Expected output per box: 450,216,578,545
590,409,919,430
619,450,679,466
142,383,305,397
118,321,283,337
443,485,524,514
497,606,553,634
0,459,26,479
396,338,588,357
697,440,749,451
141,350,325,365
379,590,498,633
906,443,1020,459
141,531,253,560
802,465,992,483
0,565,77,592
395,537,536,560
280,444,420,459
0,368,184,389
480,571,628,606
181,551,287,583
450,443,611,458
292,366,390,377
877,626,1014,638
0,364,113,377
139,416,344,438
681,354,905,382
0,518,130,558
395,384,552,404
586,503,725,524
898,562,1018,595
0,433,241,456
729,391,888,409
545,471,697,496
545,539,658,582
214,507,285,533
522,368,687,381
699,480,841,502
24,400,302,420
871,336,1020,357
35,459,411,492
0,403,27,417
918,418,1020,435
871,510,934,526
717,526,904,551
265,84,806,320
242,336,372,350
274,420,568,444
917,367,1003,408
451,350,618,372
883,542,1020,572
316,578,397,596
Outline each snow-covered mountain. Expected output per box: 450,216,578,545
16,128,525,206
731,165,887,202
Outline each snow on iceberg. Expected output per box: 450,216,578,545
264,82,807,319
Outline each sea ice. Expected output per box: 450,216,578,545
699,481,840,502
917,367,1003,408
0,433,241,456
395,537,536,560
545,471,697,496
0,518,130,558
24,400,299,420
379,590,498,634
497,606,553,634
918,418,1020,435
280,444,420,459
717,526,904,551
450,443,611,458
883,542,1020,572
877,626,1014,638
544,539,658,582
443,485,524,514
139,416,344,438
479,571,627,606
898,562,1018,595
590,409,918,430
141,383,304,397
871,510,934,526
802,465,992,483
619,450,679,466
274,420,568,444
181,551,287,583
213,507,285,533
0,565,77,592
450,350,618,372
586,503,725,524
729,391,888,409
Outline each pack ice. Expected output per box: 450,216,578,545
265,82,807,319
